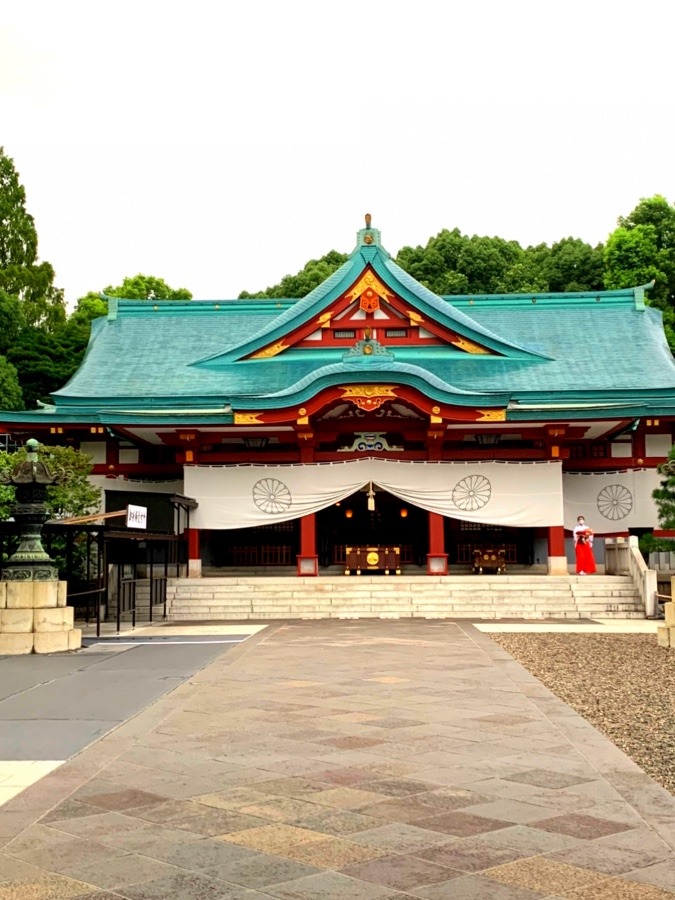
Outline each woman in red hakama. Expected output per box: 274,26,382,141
573,515,596,575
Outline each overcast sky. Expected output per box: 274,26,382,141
1,0,673,306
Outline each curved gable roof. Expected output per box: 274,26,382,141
192,225,549,366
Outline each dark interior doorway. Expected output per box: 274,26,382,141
317,490,427,567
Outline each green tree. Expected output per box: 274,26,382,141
6,325,87,410
0,357,23,410
105,274,192,301
0,443,101,521
0,147,66,330
239,250,348,299
652,448,675,530
607,196,675,351
540,238,605,292
69,275,193,329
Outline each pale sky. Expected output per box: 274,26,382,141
1,0,673,306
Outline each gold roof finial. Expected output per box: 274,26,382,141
365,213,372,229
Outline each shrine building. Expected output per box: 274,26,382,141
2,217,675,577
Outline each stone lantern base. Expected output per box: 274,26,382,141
0,581,82,654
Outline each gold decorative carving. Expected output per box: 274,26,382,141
363,234,374,244
317,312,332,328
249,340,288,359
431,405,441,415
476,409,506,422
298,407,307,416
407,310,424,325
234,412,263,425
430,415,442,424
344,271,394,304
353,397,386,412
341,385,397,399
452,336,492,355
296,416,309,425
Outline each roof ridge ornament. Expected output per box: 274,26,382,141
342,331,395,366
356,213,384,252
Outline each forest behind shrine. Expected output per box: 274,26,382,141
2,143,675,413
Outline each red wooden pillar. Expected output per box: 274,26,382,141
427,511,448,575
547,525,567,575
632,426,646,464
297,513,318,576
186,527,201,578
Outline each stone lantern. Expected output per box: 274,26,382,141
0,439,81,654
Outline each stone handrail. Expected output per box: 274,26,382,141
605,536,657,618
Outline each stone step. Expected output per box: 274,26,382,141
165,573,643,622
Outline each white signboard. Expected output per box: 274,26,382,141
126,504,148,529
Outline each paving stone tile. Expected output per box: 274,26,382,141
0,855,52,883
120,870,248,899
622,859,675,891
261,869,396,898
68,893,129,899
44,811,152,840
311,768,375,786
308,787,390,810
82,789,168,811
134,800,267,836
202,853,322,889
532,813,636,840
354,778,435,798
415,875,550,900
483,824,583,854
566,878,675,898
407,872,549,898
89,824,221,861
462,798,560,825
416,810,512,838
39,800,104,825
546,844,673,877
56,853,181,890
348,822,452,854
411,789,492,812
279,836,386,868
254,778,330,798
290,809,383,837
340,852,461,890
143,835,258,870
191,788,274,810
357,798,443,823
320,737,386,750
502,769,596,790
3,824,76,855
0,873,95,898
415,835,530,872
239,797,326,823
220,823,328,854
9,835,128,876
486,857,612,894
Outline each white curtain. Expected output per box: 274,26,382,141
184,460,563,530
563,469,661,534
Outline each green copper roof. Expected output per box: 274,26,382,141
3,222,674,425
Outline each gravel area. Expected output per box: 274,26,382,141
490,632,675,795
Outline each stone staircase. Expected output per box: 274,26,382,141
165,574,644,621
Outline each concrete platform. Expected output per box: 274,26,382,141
1,620,674,897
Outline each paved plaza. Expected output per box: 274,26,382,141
1,619,675,898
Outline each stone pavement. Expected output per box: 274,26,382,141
2,619,675,898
